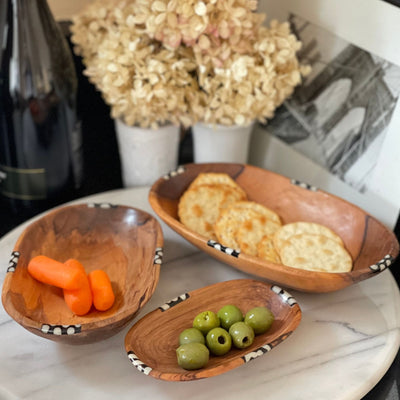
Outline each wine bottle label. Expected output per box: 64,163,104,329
0,164,46,200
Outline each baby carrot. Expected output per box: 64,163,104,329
28,255,87,290
63,259,93,315
88,270,115,311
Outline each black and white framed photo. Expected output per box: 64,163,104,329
251,0,400,229
383,0,400,7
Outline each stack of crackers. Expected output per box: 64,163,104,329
178,173,352,273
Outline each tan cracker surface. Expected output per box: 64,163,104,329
178,183,246,239
273,222,343,252
279,233,352,273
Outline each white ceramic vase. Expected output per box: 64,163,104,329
115,119,180,187
191,122,255,164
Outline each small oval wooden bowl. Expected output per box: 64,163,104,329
1,203,163,344
149,163,399,293
125,279,301,381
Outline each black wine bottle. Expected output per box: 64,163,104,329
0,0,83,218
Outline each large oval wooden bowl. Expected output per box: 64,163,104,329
149,163,399,293
125,279,301,381
1,203,163,344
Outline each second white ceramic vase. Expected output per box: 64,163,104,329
191,122,255,164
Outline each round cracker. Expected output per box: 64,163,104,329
214,206,261,250
236,216,281,256
273,222,343,252
189,173,247,199
230,201,281,224
257,235,281,264
279,233,352,273
178,183,246,239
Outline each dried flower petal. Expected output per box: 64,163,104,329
198,35,211,50
152,1,167,12
194,1,207,16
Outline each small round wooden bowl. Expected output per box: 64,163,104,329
125,279,301,381
149,163,399,293
1,203,163,344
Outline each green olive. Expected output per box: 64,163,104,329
217,304,243,330
229,321,255,349
179,328,205,345
176,342,209,370
244,306,274,334
193,310,220,335
206,327,232,356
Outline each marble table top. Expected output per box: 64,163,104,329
1,187,400,400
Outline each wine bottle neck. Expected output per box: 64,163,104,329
8,0,55,29
14,0,50,8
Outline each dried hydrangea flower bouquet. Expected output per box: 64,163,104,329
71,0,309,177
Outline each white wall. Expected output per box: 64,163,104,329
48,0,93,20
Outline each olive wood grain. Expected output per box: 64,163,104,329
1,203,163,344
125,279,301,381
149,163,399,293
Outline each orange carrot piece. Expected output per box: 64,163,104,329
63,259,93,315
88,270,115,311
28,255,86,290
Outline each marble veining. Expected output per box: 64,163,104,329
0,187,399,400
316,320,371,337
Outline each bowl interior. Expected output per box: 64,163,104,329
125,279,302,381
149,163,399,292
2,203,163,342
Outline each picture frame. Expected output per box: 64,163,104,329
251,0,400,229
383,0,400,8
